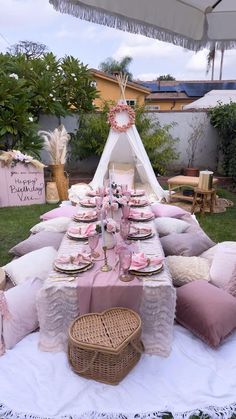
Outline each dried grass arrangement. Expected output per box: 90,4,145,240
38,125,70,164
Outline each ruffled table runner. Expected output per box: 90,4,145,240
37,208,176,356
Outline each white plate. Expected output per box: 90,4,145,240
80,201,96,208
73,215,97,223
54,260,92,272
128,214,154,222
129,262,163,276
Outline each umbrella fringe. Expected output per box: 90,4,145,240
0,401,236,419
49,0,236,51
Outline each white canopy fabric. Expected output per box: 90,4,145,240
49,0,236,51
89,107,167,202
183,89,236,110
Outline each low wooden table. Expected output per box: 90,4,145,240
167,175,218,203
191,188,216,215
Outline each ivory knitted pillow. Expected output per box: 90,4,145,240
30,217,71,234
154,217,189,237
166,256,210,286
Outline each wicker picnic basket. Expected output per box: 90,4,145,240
68,307,143,385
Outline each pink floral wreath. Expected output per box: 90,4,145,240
108,103,135,132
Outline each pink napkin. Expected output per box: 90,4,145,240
129,209,154,219
130,252,163,271
55,252,92,266
129,225,152,237
68,223,96,236
76,210,97,219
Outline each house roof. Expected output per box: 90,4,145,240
90,68,150,94
146,92,191,100
137,80,236,98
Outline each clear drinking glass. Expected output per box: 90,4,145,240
121,204,130,220
95,196,103,211
120,219,130,243
121,184,128,194
88,233,100,258
119,248,133,282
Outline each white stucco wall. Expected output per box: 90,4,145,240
148,111,220,172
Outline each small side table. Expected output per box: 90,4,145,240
191,188,216,215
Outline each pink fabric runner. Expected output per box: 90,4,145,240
77,237,142,315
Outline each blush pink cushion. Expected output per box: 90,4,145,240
110,169,134,190
0,278,42,353
160,230,215,257
40,206,77,220
151,203,188,218
176,280,236,347
9,231,64,256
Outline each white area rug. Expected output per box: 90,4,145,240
0,325,236,419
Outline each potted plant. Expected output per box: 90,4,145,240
185,116,207,177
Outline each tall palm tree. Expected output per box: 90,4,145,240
99,56,133,80
206,45,216,80
219,47,225,80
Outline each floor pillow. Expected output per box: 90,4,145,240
9,231,64,257
166,256,210,286
3,247,57,285
40,206,77,221
30,217,71,234
150,202,188,218
154,217,190,237
209,244,236,289
160,230,215,257
176,280,236,347
0,277,42,354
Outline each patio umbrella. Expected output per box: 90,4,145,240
49,0,236,51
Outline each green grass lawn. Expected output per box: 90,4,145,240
0,203,58,265
0,187,235,266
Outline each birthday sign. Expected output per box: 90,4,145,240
0,162,45,207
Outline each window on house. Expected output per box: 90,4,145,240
90,80,97,88
145,105,160,111
126,99,136,107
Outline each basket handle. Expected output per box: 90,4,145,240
130,339,144,354
73,351,98,374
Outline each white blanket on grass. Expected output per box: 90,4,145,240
0,324,236,419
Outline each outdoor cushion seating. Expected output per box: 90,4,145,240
109,162,135,189
40,206,77,221
154,217,190,236
30,217,71,234
160,230,215,257
176,280,236,347
0,277,42,355
150,202,188,218
209,244,236,289
166,256,210,286
3,247,57,285
9,231,64,257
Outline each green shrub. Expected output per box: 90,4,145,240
208,102,236,181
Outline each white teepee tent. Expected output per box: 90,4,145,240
90,75,167,202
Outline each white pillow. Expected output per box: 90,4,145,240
154,217,189,237
166,255,210,287
0,277,42,353
30,217,71,234
209,244,236,288
200,241,236,264
3,246,57,285
110,168,134,189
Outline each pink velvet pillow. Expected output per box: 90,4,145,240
176,280,236,347
0,278,42,353
40,206,77,220
151,203,188,218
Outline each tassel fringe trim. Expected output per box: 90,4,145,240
0,402,236,419
49,0,236,51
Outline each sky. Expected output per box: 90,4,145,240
0,0,236,82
